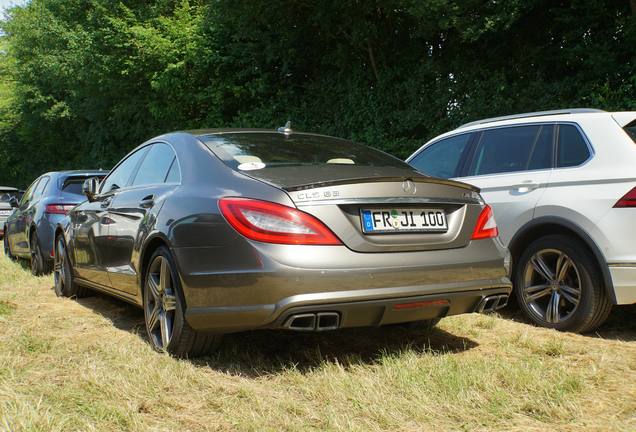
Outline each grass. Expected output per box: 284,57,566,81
0,250,635,431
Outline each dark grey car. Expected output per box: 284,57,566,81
4,171,107,274
53,127,512,357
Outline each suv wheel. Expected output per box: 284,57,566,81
54,236,88,298
30,232,51,276
143,246,221,357
515,235,612,333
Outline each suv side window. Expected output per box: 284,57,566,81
557,124,591,167
100,147,149,194
132,143,177,187
409,133,472,179
467,125,552,176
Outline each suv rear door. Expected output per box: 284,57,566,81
456,124,555,245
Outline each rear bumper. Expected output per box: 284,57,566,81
176,238,512,332
185,283,512,332
608,264,636,304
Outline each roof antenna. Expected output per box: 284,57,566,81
277,120,292,135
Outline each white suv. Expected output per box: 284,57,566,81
407,109,636,333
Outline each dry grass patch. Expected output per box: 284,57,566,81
0,250,635,431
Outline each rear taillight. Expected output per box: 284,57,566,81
45,204,76,215
614,187,636,208
218,198,342,245
472,205,498,240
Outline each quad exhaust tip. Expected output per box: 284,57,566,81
284,312,340,331
475,294,509,314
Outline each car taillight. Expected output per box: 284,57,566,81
614,187,636,208
45,204,76,215
218,198,342,245
472,205,498,240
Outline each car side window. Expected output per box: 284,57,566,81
132,143,178,187
557,124,590,167
33,176,50,199
20,178,40,206
165,157,181,183
409,133,472,179
100,147,148,194
467,125,552,176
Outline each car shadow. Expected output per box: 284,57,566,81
74,290,478,377
498,303,636,342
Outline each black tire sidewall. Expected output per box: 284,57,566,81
30,233,43,276
143,246,188,354
514,235,600,332
54,236,77,297
3,230,12,259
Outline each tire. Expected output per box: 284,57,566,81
30,231,51,276
54,235,89,298
514,234,612,333
3,229,16,261
143,246,221,358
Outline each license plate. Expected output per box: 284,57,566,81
361,208,448,233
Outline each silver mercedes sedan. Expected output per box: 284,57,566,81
54,125,512,357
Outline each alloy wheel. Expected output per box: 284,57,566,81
522,248,582,324
145,255,178,350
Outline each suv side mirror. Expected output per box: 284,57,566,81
8,196,18,208
82,177,100,202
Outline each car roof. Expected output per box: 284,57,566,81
41,170,109,178
186,128,351,142
428,109,633,141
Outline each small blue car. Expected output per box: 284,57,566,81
3,170,107,275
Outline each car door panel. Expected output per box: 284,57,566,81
104,143,180,295
105,185,174,295
69,199,113,287
454,124,555,246
10,178,42,256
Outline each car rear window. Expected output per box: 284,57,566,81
200,133,410,171
62,176,105,195
625,120,636,144
0,191,19,203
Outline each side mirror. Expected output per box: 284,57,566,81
8,196,18,208
82,177,100,202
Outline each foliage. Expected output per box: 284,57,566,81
0,0,634,187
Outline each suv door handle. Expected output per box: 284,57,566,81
512,181,539,192
140,195,155,209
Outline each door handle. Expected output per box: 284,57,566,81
100,197,112,208
139,195,155,209
512,181,540,193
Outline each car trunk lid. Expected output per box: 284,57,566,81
259,168,484,253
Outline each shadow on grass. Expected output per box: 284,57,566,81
74,291,478,377
498,302,636,342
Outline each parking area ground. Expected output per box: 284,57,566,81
0,249,634,431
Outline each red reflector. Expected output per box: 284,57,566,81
472,205,498,240
614,186,636,208
45,204,76,215
393,299,449,310
218,197,342,245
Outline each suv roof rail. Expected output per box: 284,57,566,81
457,108,606,129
